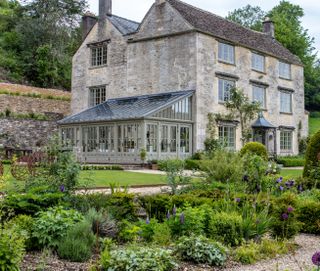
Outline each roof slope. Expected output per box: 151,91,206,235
107,15,140,35
167,0,302,65
59,90,194,125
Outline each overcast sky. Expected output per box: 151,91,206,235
87,0,320,56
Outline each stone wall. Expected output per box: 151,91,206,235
0,118,58,150
0,95,70,116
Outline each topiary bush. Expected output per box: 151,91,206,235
176,235,227,266
297,199,320,234
57,220,96,262
100,246,177,271
208,211,243,246
303,130,320,178
240,142,268,160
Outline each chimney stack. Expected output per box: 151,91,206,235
263,17,275,38
99,0,112,19
82,12,97,40
155,0,166,4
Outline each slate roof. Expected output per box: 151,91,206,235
59,90,194,125
108,15,140,35
167,0,302,65
252,112,276,129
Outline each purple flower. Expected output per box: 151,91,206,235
312,251,320,266
235,198,241,203
276,177,283,183
279,186,284,191
281,213,289,220
287,206,294,213
298,184,303,192
172,205,177,216
59,185,65,193
166,210,171,220
180,212,185,224
146,216,150,224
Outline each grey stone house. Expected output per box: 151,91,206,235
59,0,309,164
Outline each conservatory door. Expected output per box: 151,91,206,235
160,124,178,158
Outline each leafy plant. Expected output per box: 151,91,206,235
100,246,177,271
303,130,320,180
0,228,25,271
240,142,268,160
57,220,96,262
152,222,172,246
33,206,83,248
176,235,227,266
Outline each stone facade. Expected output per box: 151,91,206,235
70,0,308,156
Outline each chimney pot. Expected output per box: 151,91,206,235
263,17,275,38
82,12,97,40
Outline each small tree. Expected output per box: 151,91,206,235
225,88,261,146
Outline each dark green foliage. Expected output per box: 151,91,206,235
71,192,137,221
32,206,83,248
303,130,320,178
176,235,227,266
81,165,124,171
57,220,96,262
277,156,305,167
297,199,320,234
240,142,268,160
184,159,201,170
100,246,177,271
208,211,243,246
3,186,65,215
0,228,25,271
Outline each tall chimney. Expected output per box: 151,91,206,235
99,0,112,19
82,12,97,40
263,17,275,38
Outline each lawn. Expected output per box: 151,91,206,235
309,117,320,136
280,168,303,179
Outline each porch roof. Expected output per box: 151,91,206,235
58,90,194,125
252,112,276,129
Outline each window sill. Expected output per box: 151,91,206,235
252,69,266,75
89,64,108,70
218,60,236,66
280,112,293,116
279,76,292,81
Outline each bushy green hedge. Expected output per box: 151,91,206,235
240,142,268,160
303,130,320,178
185,159,202,170
81,165,123,171
277,157,305,167
297,199,320,234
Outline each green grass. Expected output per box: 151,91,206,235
309,117,320,136
280,168,303,179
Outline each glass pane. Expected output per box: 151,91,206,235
180,127,190,153
170,126,177,153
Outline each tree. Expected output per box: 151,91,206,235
225,88,261,146
226,5,266,31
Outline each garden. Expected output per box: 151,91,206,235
0,130,320,271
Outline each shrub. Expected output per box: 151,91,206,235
4,215,34,250
277,156,305,167
234,241,260,264
297,199,320,234
208,211,243,246
0,228,25,271
81,165,123,171
167,206,206,237
201,149,244,183
240,142,268,160
185,159,201,170
152,223,172,246
33,206,83,248
100,246,177,271
118,220,141,243
3,186,65,216
176,235,227,266
57,220,96,262
303,130,320,178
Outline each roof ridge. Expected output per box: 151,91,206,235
168,0,267,37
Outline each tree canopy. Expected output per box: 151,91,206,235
227,1,320,111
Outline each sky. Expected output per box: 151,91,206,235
87,0,320,56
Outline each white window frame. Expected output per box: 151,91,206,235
280,130,293,152
218,42,235,64
89,86,106,107
91,45,108,67
279,61,291,79
280,91,293,114
218,125,236,150
252,85,266,109
218,78,236,103
252,53,265,72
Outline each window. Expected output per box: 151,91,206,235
218,126,236,149
219,78,235,102
280,91,292,113
61,127,75,147
218,42,235,64
252,53,265,72
91,46,107,67
280,130,293,152
99,126,114,152
152,97,192,120
146,124,158,152
89,86,106,107
279,61,291,79
82,126,97,152
252,85,266,108
180,126,190,153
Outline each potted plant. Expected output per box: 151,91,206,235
151,159,159,170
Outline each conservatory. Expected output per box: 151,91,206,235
58,90,194,164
